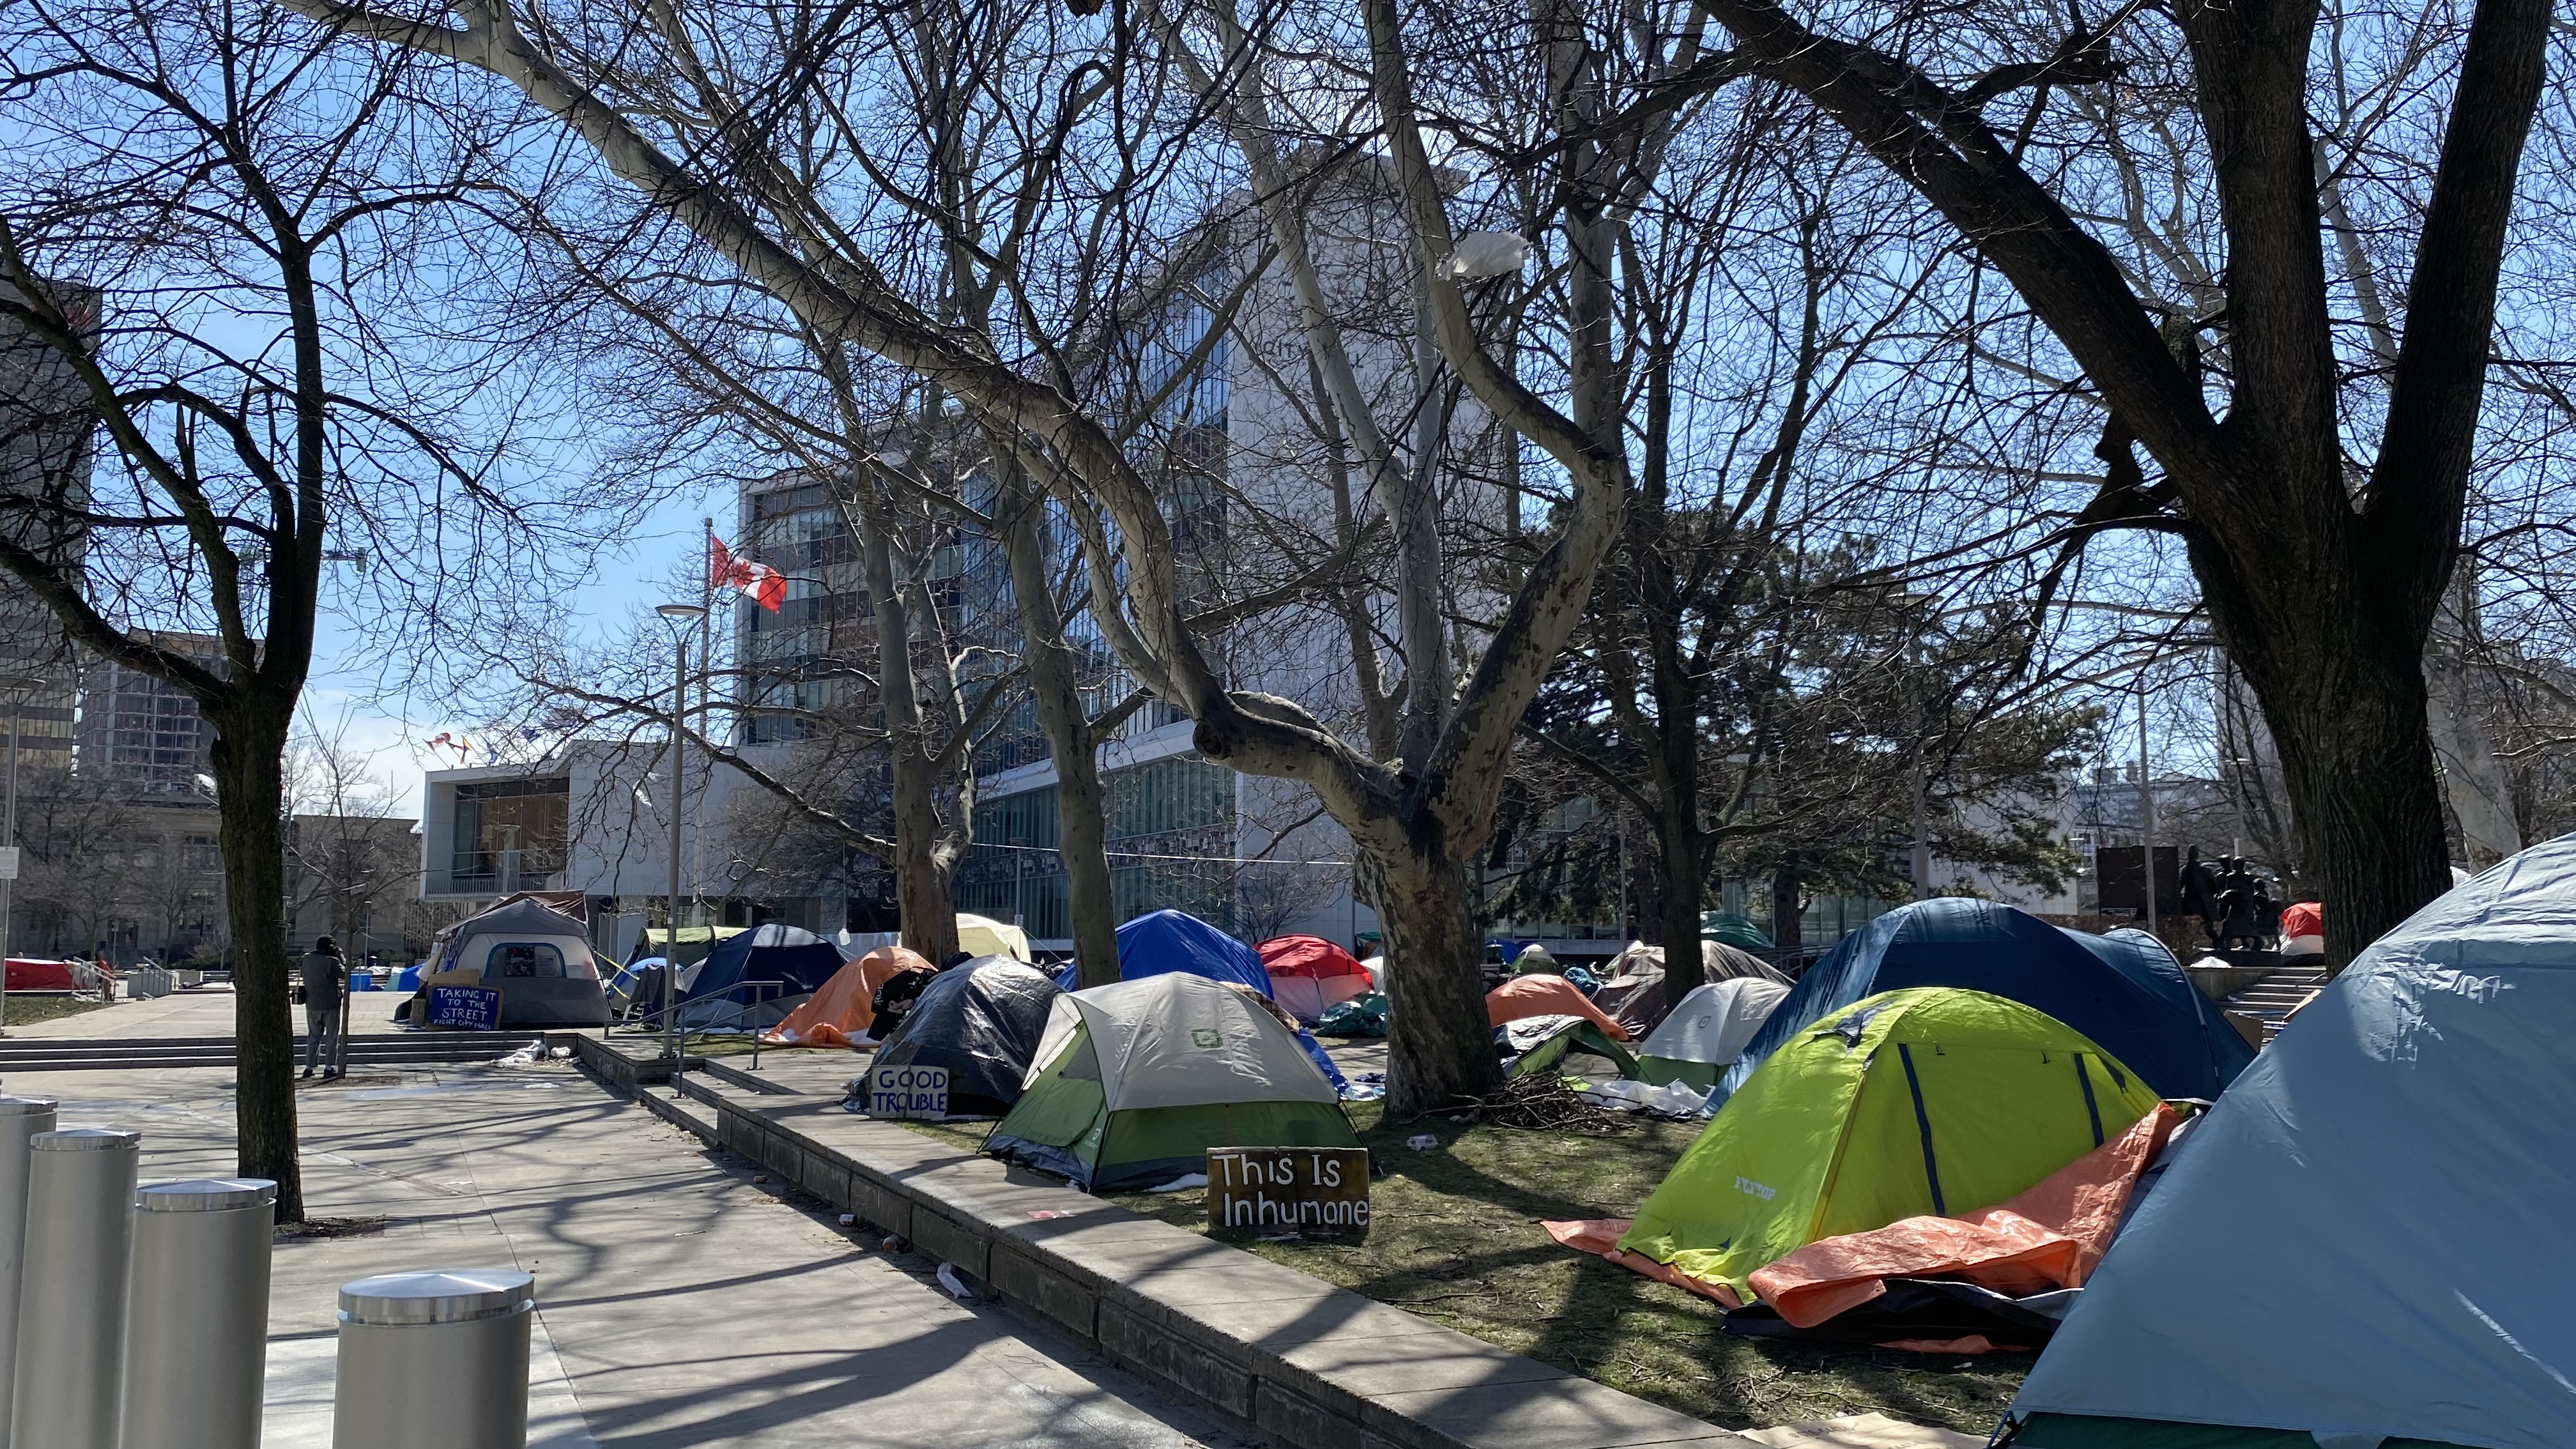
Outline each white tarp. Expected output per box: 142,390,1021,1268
1637,978,1791,1070
2012,837,2576,1449
1024,974,1336,1112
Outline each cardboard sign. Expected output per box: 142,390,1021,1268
426,985,502,1032
1206,1146,1372,1238
866,1063,950,1119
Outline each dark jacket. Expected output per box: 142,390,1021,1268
299,950,348,1006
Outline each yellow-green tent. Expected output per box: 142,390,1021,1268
1618,987,2163,1300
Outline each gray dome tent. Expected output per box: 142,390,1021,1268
417,898,608,1027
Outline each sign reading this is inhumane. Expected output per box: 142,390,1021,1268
1206,1146,1372,1238
866,1063,950,1119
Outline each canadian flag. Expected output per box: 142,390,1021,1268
709,535,786,612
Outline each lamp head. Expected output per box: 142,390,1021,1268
656,603,708,620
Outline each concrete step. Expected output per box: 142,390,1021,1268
639,1082,721,1144
693,1056,802,1096
0,1032,558,1071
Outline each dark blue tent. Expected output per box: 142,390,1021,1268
868,960,1063,1116
1114,910,1273,994
1713,898,2253,1105
1051,910,1275,995
1052,911,1349,1092
679,923,845,1029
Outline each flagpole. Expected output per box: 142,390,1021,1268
694,517,714,933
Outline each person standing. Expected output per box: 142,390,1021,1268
300,937,348,1080
92,944,116,1006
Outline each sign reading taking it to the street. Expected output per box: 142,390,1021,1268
1206,1146,1372,1238
866,1064,949,1119
426,985,502,1032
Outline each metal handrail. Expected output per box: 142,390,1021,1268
611,977,792,1072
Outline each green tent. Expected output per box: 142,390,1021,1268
1700,912,1774,952
986,973,1358,1193
1617,987,2163,1300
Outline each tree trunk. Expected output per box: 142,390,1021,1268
1656,811,1703,995
854,477,960,967
995,470,1120,986
1770,854,1803,960
1372,839,1501,1116
2246,634,2454,968
208,707,305,1222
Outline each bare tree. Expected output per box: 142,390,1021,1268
1629,0,2558,965
1,0,579,1215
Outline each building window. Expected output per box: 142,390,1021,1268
450,777,569,889
953,755,1237,934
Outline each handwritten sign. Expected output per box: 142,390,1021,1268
866,1063,950,1119
426,985,502,1032
1206,1147,1372,1238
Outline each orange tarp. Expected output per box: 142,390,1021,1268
1540,1219,1741,1307
1487,975,1632,1041
1747,1103,2181,1331
761,946,933,1048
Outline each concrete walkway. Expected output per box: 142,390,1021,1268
15,1045,1252,1448
4,979,436,1041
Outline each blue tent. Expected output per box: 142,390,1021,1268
1112,910,1273,994
1054,912,1349,1092
1714,898,2252,1105
2005,844,2574,1449
680,924,845,1029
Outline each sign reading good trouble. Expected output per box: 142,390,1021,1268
425,985,502,1032
1206,1146,1372,1238
866,1064,950,1119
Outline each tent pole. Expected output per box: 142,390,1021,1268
666,634,689,1093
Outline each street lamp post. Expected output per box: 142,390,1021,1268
2,695,18,1036
655,604,707,1091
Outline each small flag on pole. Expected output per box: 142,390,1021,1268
709,535,786,612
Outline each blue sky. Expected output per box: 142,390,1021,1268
303,481,732,817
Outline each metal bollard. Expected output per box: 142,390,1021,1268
121,1177,276,1449
334,1268,535,1449
0,1097,56,1448
10,1127,139,1449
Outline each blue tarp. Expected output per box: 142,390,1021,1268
2008,843,2576,1449
680,924,843,1027
1713,898,2253,1105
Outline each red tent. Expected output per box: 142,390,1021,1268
1255,935,1372,1023
2280,901,2322,939
4,959,75,992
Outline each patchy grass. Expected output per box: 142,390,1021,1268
4,995,108,1027
902,1103,2024,1435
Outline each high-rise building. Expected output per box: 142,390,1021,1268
726,176,1514,950
73,632,222,791
0,277,95,770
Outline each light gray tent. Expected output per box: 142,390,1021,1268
1632,978,1790,1090
2006,838,2576,1449
418,898,609,1027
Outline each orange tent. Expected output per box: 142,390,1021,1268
1485,974,1632,1041
761,946,933,1048
2280,901,2322,938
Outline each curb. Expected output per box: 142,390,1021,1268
574,1035,1747,1449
